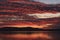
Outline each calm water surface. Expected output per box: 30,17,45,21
0,31,60,40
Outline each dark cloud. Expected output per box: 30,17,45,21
0,0,7,2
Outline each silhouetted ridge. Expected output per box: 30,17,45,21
0,27,43,31
0,27,60,31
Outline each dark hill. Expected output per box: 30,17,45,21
0,27,60,31
0,27,43,31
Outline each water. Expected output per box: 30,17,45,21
0,31,60,40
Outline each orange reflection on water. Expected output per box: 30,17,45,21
0,32,52,40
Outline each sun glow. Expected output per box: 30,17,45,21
3,23,53,28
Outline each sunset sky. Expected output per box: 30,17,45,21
0,0,60,29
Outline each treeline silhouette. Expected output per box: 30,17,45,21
0,27,60,31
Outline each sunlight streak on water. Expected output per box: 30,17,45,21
0,31,60,40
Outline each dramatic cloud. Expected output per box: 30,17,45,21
0,0,7,2
28,13,60,19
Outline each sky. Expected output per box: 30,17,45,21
34,0,60,4
0,0,60,29
0,0,60,4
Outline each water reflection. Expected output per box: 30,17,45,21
0,31,60,40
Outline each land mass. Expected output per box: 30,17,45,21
0,27,60,31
